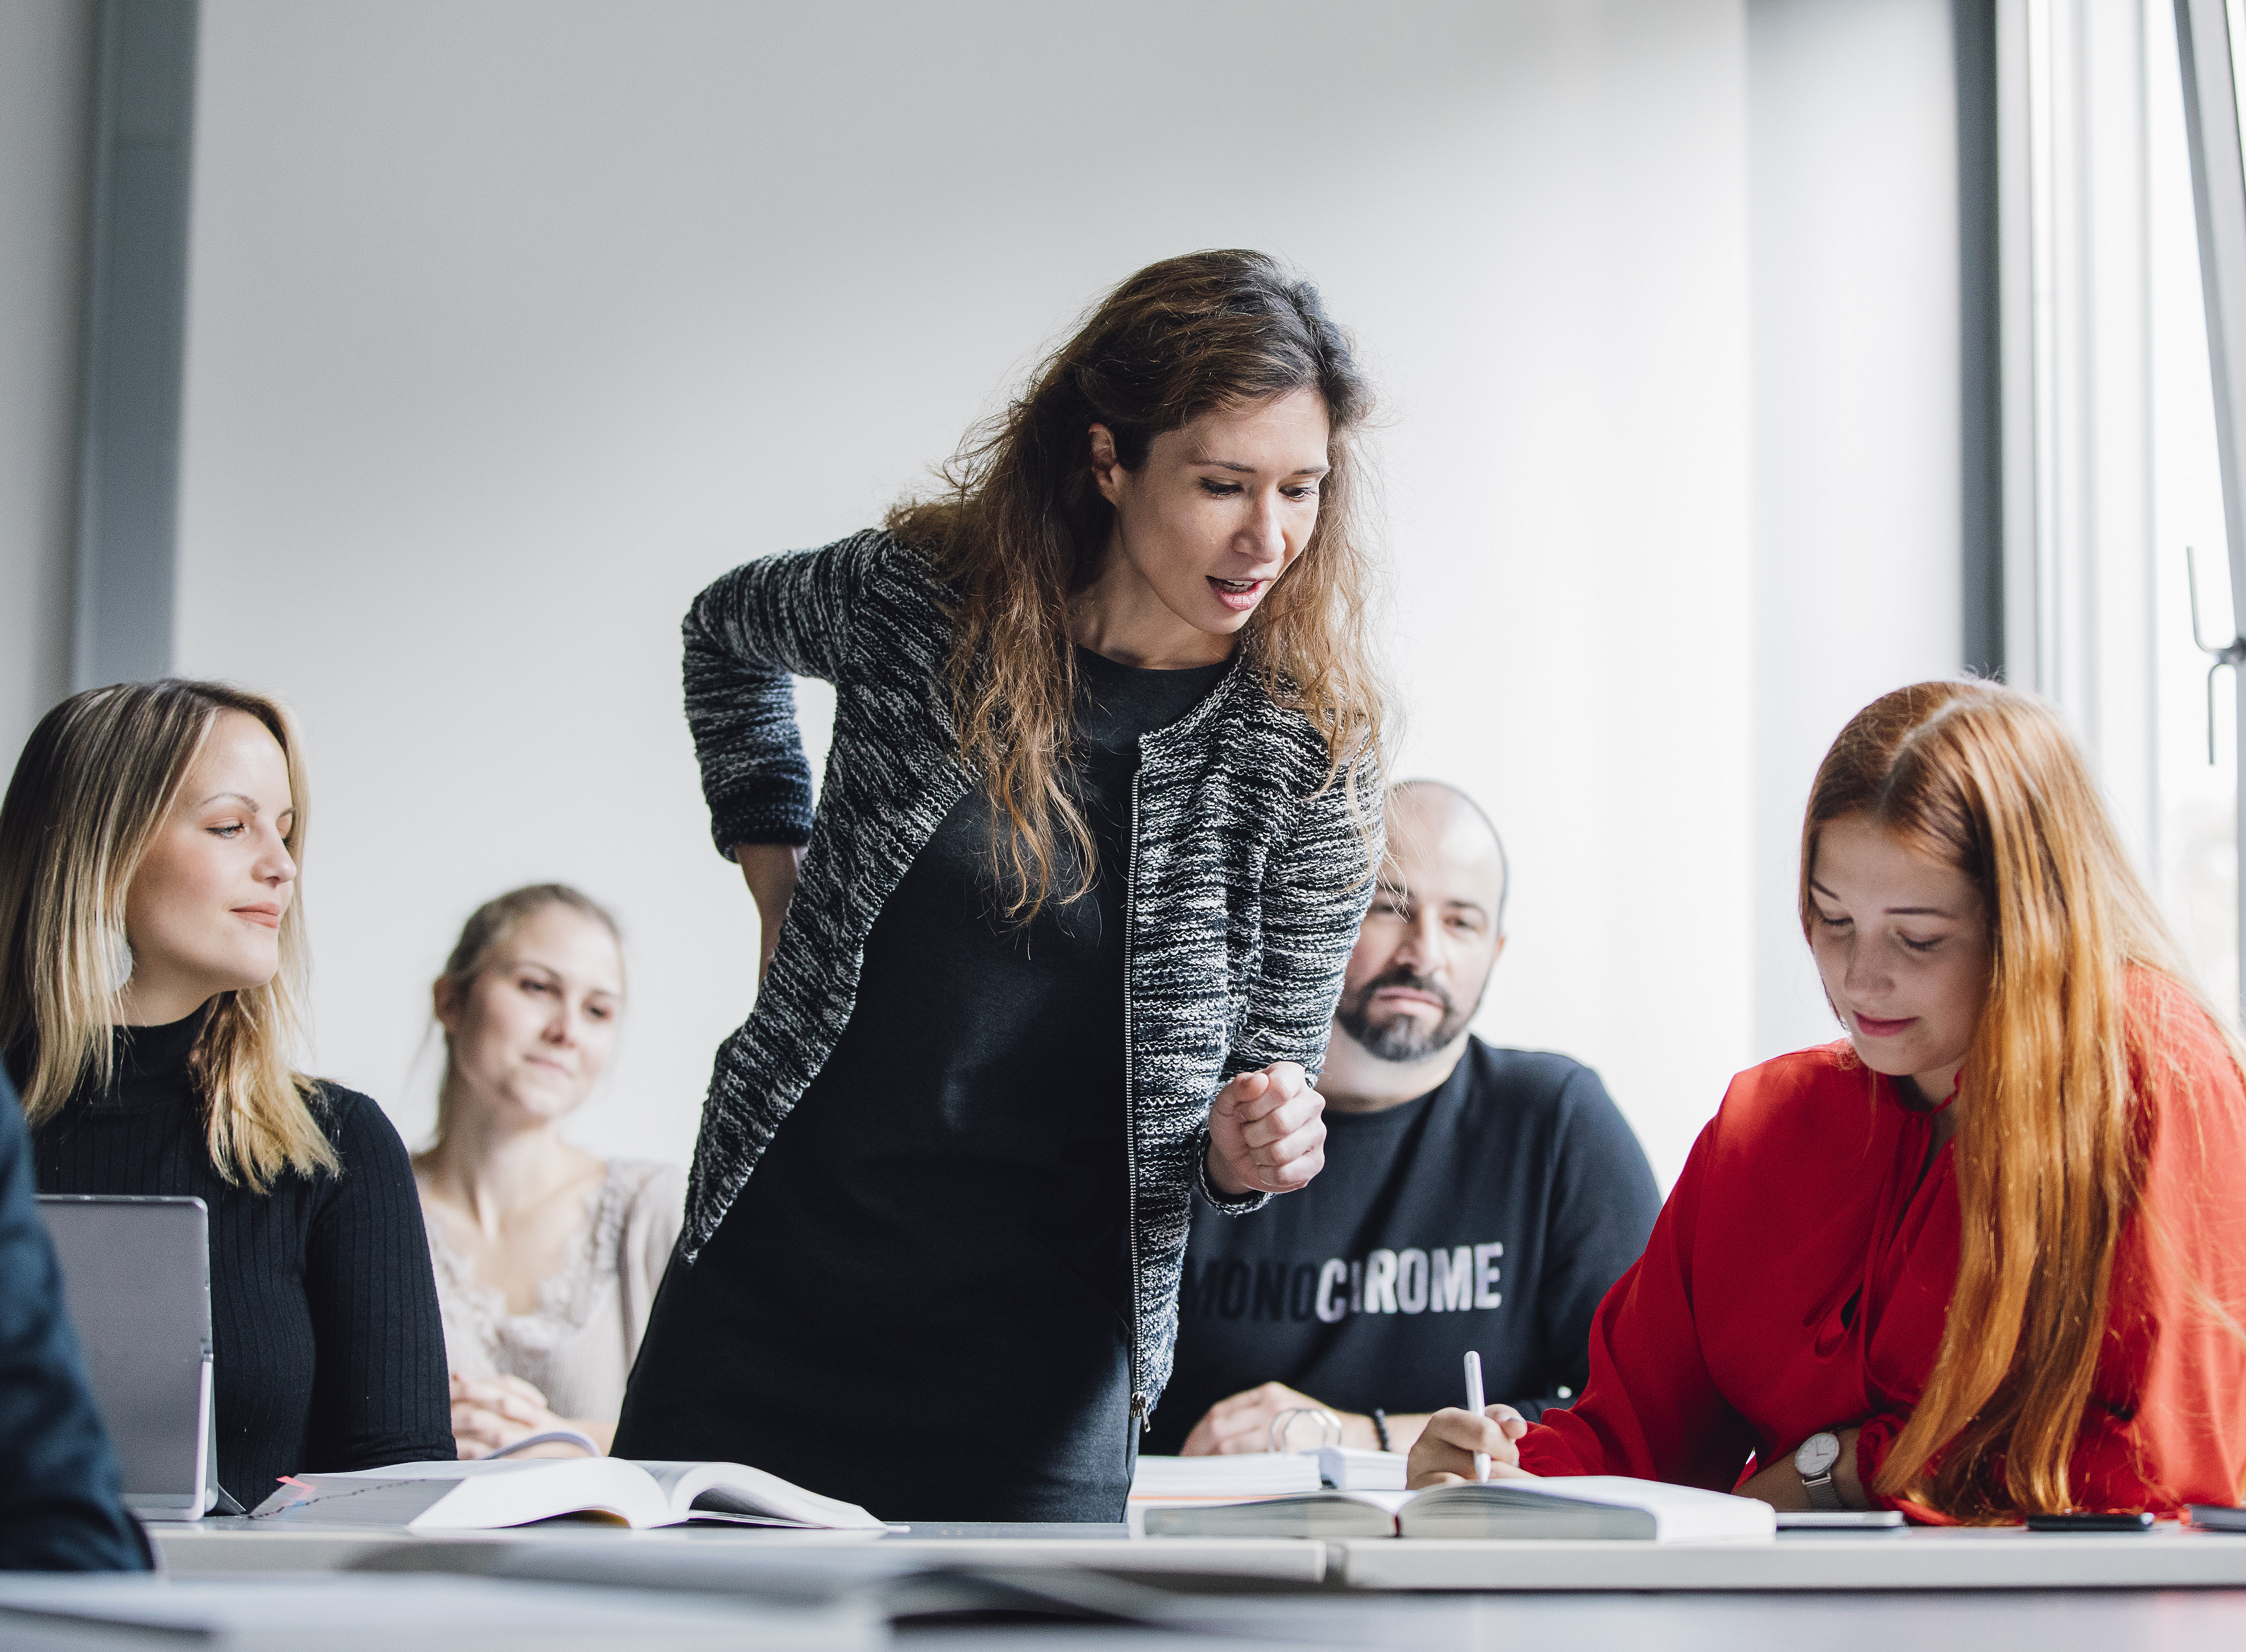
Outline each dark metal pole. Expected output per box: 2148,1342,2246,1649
1958,0,2005,683
71,0,198,691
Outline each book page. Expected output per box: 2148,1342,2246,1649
628,1461,883,1530
1141,1489,1411,1538
1408,1475,1774,1541
253,1458,667,1530
291,1459,536,1482
1480,1476,1754,1510
249,1477,463,1527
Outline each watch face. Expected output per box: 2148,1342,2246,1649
1794,1431,1842,1478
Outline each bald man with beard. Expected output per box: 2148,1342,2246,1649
1145,782,1661,1463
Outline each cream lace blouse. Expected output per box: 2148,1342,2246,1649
423,1159,686,1424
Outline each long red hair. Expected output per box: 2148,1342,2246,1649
1799,681,2240,1518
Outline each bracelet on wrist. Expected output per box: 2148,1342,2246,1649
1371,1408,1392,1452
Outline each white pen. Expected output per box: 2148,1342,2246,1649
1463,1350,1489,1482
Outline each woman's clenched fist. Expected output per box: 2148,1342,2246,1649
1206,1062,1327,1196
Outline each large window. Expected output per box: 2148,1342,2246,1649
2003,0,2246,1025
2154,0,2240,1017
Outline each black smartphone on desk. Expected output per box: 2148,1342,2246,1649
2023,1511,2156,1532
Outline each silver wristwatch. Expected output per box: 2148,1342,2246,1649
1793,1431,1845,1512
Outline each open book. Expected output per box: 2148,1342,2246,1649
247,1457,885,1533
1141,1475,1775,1541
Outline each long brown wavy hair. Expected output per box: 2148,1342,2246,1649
889,249,1387,917
1799,680,2244,1519
0,680,335,1191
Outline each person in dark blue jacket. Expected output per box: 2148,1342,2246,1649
0,1066,147,1570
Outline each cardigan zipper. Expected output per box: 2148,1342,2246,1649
1123,766,1148,1428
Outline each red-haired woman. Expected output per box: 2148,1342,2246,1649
615,251,1387,1521
1410,681,2246,1521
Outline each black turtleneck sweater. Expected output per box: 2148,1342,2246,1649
18,1012,452,1506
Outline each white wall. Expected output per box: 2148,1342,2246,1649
1379,9,1754,1186
167,0,1962,1190
0,0,88,761
1745,0,1966,1061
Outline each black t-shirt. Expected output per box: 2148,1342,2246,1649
20,1012,454,1506
617,647,1229,1522
1143,1038,1662,1453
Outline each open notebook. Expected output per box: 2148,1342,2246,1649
248,1458,885,1533
1141,1475,1776,1541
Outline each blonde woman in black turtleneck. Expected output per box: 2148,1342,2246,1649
0,680,451,1509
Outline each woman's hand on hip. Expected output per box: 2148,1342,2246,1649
734,843,805,984
1207,1062,1327,1196
1405,1404,1534,1489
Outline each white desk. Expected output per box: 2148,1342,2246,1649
0,1573,874,1652
1329,1524,2246,1590
965,1588,2246,1651
151,1521,1330,1586
157,1518,2246,1594
115,1523,2246,1650
17,1576,2246,1652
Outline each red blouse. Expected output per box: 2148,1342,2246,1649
1517,973,2246,1518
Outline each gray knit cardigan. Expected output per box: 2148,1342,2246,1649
679,528,1382,1416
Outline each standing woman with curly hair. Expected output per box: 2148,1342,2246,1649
616,250,1388,1521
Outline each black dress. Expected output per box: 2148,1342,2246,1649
618,648,1228,1520
22,1010,453,1507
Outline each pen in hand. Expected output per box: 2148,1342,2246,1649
1464,1350,1489,1483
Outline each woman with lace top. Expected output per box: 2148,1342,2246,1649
412,885,683,1457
